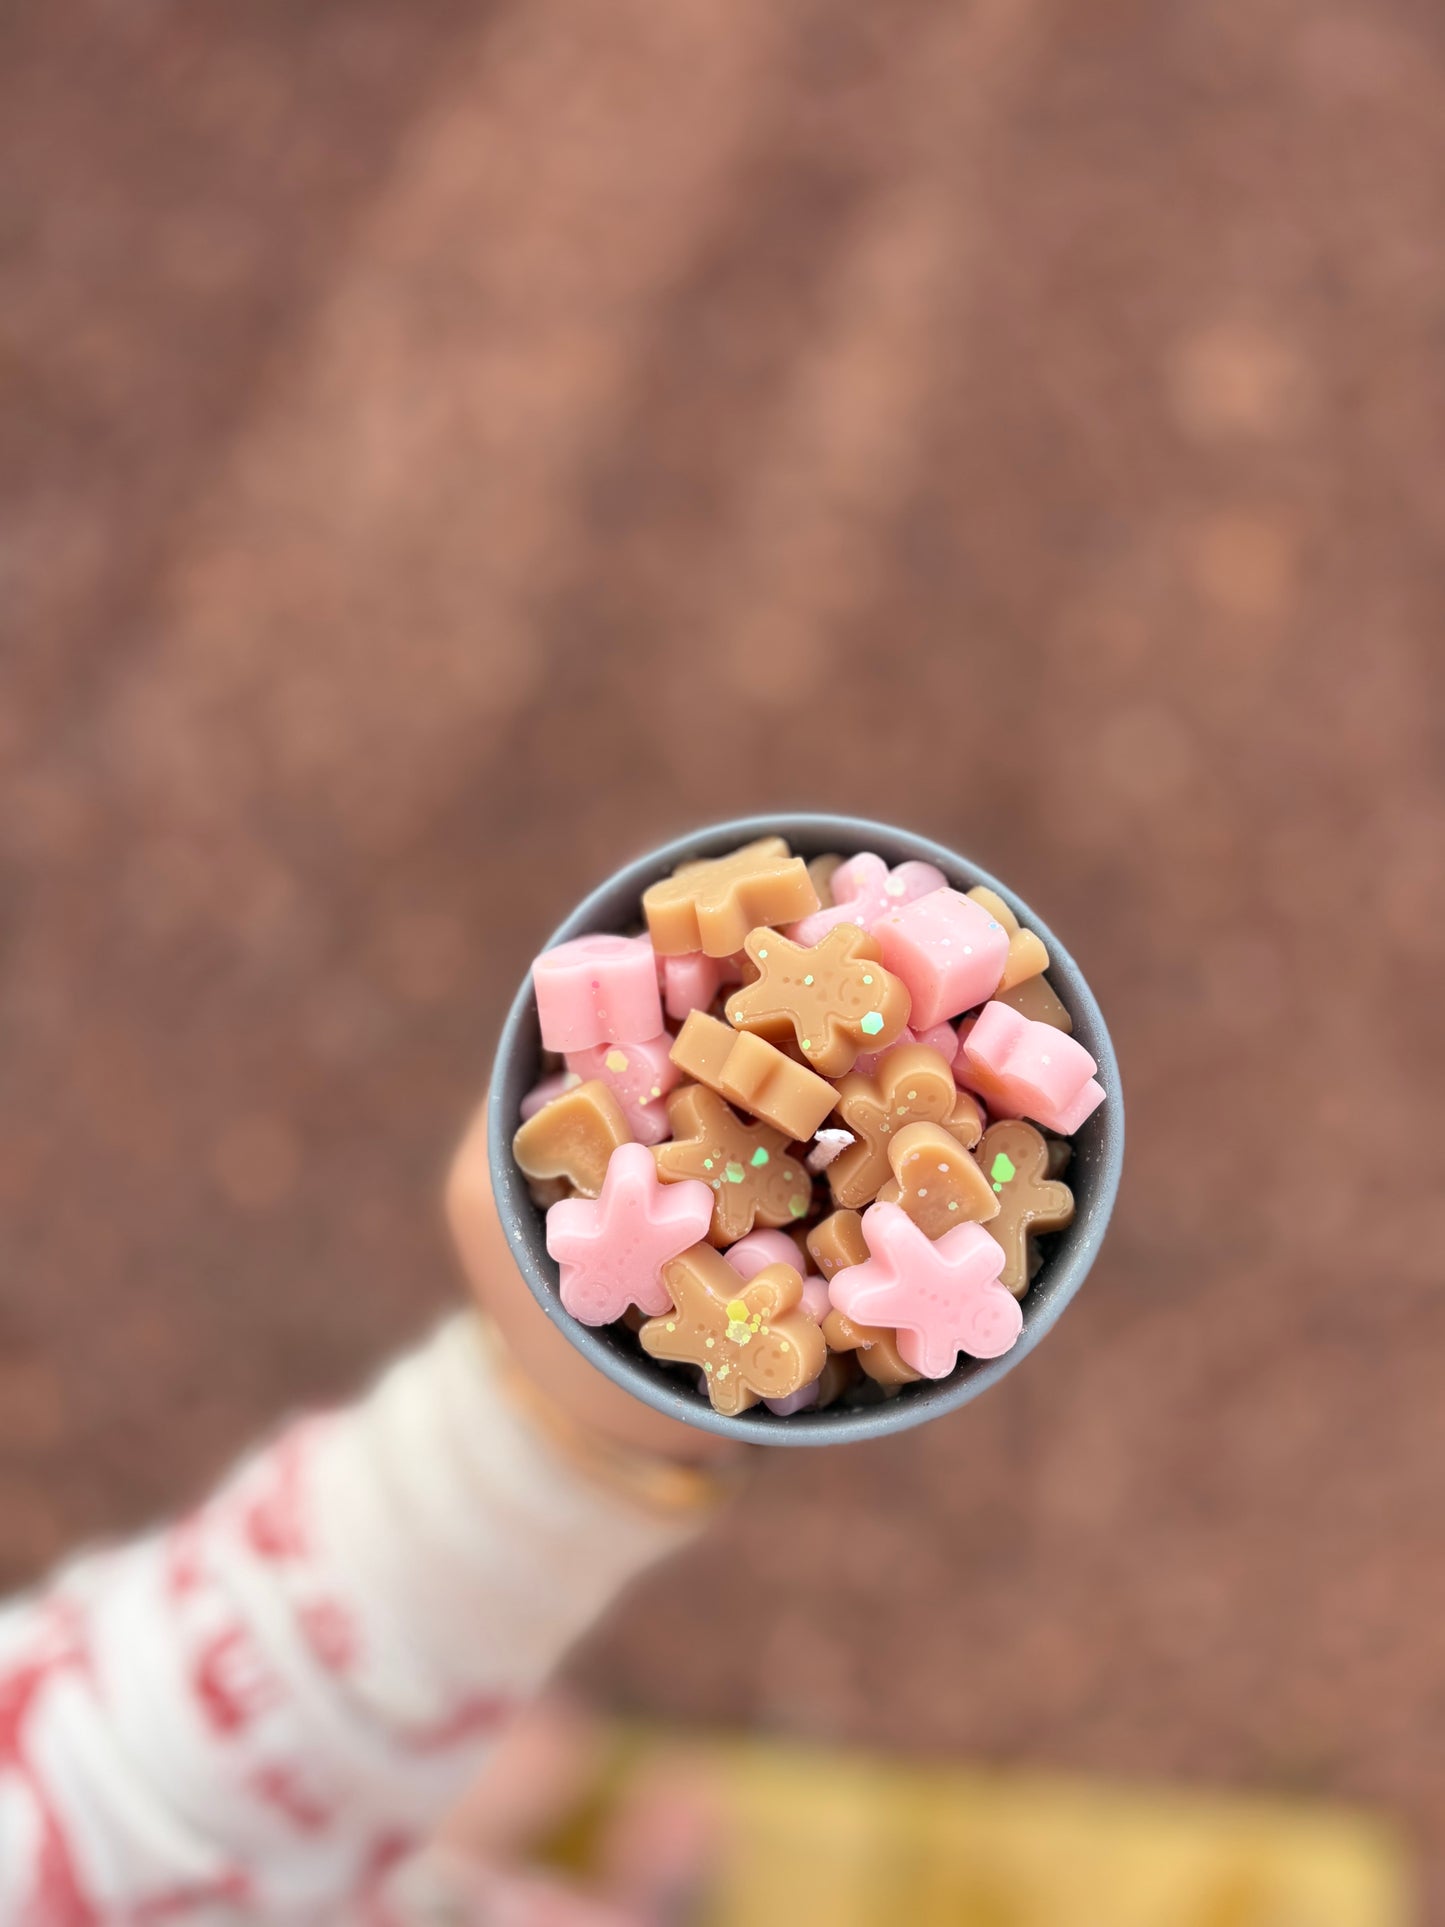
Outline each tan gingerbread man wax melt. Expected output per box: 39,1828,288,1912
653,1084,810,1246
642,837,819,957
724,923,911,1078
639,1245,826,1416
826,1044,982,1209
977,1117,1075,1296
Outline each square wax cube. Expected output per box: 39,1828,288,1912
872,888,1010,1028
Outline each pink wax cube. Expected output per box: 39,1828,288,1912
532,933,663,1054
565,1033,681,1146
872,889,1009,1029
959,1000,1105,1133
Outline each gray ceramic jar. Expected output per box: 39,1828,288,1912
488,815,1123,1446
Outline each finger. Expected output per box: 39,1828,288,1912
435,1692,605,1865
446,1098,745,1468
595,1751,720,1924
386,1848,644,1926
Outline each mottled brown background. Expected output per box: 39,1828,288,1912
3,0,1443,1908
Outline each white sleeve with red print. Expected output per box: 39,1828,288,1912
0,1315,700,1924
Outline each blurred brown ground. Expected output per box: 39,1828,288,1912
2,0,1443,1907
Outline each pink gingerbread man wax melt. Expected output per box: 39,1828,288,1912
787,852,949,947
956,1001,1105,1134
828,1201,1022,1378
872,889,1010,1030
545,1142,713,1327
533,933,663,1055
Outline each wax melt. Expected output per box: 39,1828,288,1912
643,838,818,957
653,1085,809,1248
670,1009,837,1141
546,1144,713,1326
976,1118,1075,1297
638,1244,826,1417
725,923,912,1078
874,1120,999,1238
829,1202,1021,1379
513,1079,631,1199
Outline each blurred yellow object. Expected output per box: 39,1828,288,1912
602,1733,1412,1927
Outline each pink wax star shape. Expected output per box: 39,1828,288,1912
545,1143,713,1327
787,851,948,946
829,1200,1023,1379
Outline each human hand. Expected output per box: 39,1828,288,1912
447,1098,742,1469
387,1695,716,1925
